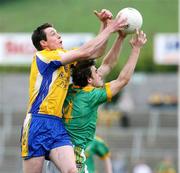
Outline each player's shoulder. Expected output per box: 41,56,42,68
36,48,66,55
35,48,66,62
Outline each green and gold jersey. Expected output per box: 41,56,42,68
85,136,110,173
62,83,112,149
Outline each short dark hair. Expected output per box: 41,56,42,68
72,60,95,87
31,23,53,51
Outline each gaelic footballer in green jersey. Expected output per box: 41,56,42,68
63,29,147,171
62,61,111,168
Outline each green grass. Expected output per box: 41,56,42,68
0,0,178,75
0,0,178,32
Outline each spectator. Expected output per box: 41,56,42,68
155,155,176,173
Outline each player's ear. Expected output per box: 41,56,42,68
40,40,47,49
87,77,93,84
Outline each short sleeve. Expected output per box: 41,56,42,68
105,83,112,102
89,83,112,106
95,137,110,159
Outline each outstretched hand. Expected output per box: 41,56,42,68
130,29,147,48
94,9,113,23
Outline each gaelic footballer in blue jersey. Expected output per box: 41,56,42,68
20,9,128,173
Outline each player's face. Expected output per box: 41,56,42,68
89,66,104,87
43,27,63,50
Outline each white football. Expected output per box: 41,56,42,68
116,7,143,34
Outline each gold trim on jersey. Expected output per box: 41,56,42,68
100,152,111,160
105,83,112,102
82,85,94,92
21,113,32,157
63,101,73,123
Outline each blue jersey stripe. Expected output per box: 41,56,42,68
36,56,62,75
30,72,53,113
29,57,62,113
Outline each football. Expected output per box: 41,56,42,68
116,7,143,34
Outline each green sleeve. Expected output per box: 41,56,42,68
89,83,112,106
94,137,110,159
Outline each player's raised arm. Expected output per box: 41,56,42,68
59,17,128,65
90,9,113,58
109,30,147,97
97,7,143,78
97,31,127,78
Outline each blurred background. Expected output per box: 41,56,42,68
0,0,178,172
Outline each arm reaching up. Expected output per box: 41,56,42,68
98,31,127,78
59,17,128,65
109,30,147,96
91,9,113,58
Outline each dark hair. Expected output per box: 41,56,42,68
72,60,95,87
31,23,53,51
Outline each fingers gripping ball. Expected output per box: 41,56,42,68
116,7,143,34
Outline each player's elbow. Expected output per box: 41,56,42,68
91,49,105,59
119,75,131,87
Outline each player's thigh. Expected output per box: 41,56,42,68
22,156,44,173
50,145,77,173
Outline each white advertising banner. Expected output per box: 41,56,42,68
0,33,94,65
154,33,180,65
